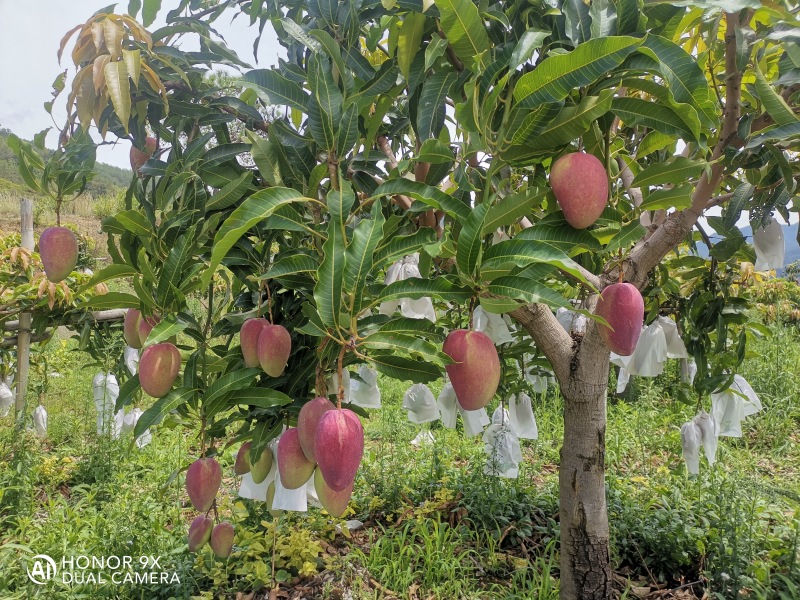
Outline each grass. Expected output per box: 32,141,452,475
0,312,799,599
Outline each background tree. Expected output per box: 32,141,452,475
56,1,800,598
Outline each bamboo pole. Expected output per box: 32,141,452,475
15,198,34,428
2,309,127,333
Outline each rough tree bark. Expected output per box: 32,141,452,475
508,12,744,599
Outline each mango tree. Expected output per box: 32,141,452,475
55,0,800,597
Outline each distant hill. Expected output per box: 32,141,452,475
0,127,131,198
696,221,800,273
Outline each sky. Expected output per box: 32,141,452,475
0,0,284,169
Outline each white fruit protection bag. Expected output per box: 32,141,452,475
121,407,151,448
556,307,587,335
124,346,140,376
403,383,440,424
680,420,702,475
459,404,490,437
378,254,437,322
349,365,381,408
473,306,514,345
93,372,120,436
612,316,688,392
0,380,13,417
32,404,48,437
508,393,538,440
437,382,458,429
483,423,522,478
753,217,785,272
711,375,762,437
437,381,489,436
327,370,351,404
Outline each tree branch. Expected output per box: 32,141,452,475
617,157,643,208
509,303,573,384
623,11,743,288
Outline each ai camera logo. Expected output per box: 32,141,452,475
27,554,57,585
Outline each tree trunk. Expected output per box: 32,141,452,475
508,302,613,598
558,324,612,599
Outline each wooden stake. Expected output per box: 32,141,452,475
15,198,34,428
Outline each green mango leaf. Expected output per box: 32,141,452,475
563,0,591,46
487,276,570,308
110,209,153,237
376,317,440,338
134,387,194,438
631,156,706,187
418,72,457,140
636,131,674,157
515,212,602,254
722,183,754,230
456,202,490,278
157,228,196,308
345,202,385,314
605,220,646,253
509,29,550,70
307,94,336,150
509,102,564,145
482,189,549,235
398,13,427,80
232,387,293,409
373,276,473,306
633,35,717,128
360,332,451,365
639,184,693,211
314,185,355,328
262,253,319,280
142,317,188,347
249,420,284,463
142,0,162,27
115,374,140,412
247,131,283,188
482,240,590,283
528,90,615,149
514,36,641,108
425,36,450,71
206,172,253,211
590,0,618,39
370,353,442,383
745,121,800,149
435,0,490,65
371,179,470,221
204,368,262,417
77,292,142,310
417,138,455,164
241,69,309,111
755,64,797,125
78,264,139,293
309,29,352,96
611,97,698,141
336,103,360,159
374,228,439,268
205,188,316,288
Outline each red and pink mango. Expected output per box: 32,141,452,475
550,152,608,229
315,409,364,492
139,342,180,397
443,329,501,411
185,457,222,513
594,282,644,356
39,227,78,283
